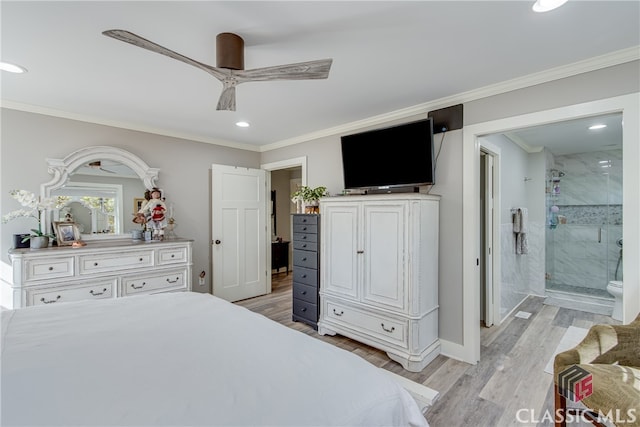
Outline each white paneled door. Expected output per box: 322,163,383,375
211,164,267,302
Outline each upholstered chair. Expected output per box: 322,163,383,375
554,314,640,427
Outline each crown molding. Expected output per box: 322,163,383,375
0,100,261,152
260,45,640,152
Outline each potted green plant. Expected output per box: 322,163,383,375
2,190,59,248
291,186,327,213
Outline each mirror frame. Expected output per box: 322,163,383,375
41,146,159,239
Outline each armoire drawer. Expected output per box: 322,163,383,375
293,223,318,234
26,280,116,306
292,232,317,243
79,250,154,274
24,256,75,282
122,269,187,296
293,215,318,226
325,301,407,348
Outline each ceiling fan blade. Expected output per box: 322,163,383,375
216,82,236,111
102,29,227,81
233,59,332,83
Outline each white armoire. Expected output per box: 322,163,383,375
318,193,439,372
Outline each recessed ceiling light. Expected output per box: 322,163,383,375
0,61,27,73
235,121,250,128
532,0,568,12
589,124,607,130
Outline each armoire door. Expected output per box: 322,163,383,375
321,202,359,299
361,202,406,311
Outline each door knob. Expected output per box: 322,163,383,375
215,240,221,245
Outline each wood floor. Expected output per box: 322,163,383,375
236,273,620,427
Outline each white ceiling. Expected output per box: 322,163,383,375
1,1,638,151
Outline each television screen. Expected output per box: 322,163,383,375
340,118,435,190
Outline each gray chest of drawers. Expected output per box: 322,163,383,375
291,214,320,329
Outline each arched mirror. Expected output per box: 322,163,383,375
41,146,159,240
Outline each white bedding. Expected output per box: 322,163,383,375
1,292,428,426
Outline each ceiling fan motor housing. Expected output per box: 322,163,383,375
216,32,244,70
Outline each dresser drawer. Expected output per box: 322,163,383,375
325,301,407,348
292,232,317,243
293,299,317,323
293,215,318,226
27,280,116,306
157,246,188,265
293,250,318,269
292,240,317,252
293,282,318,305
292,266,317,286
24,256,74,282
293,223,318,234
122,269,187,296
79,250,153,275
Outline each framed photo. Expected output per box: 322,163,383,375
134,198,146,213
54,221,81,246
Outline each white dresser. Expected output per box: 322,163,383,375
318,194,439,372
2,238,192,309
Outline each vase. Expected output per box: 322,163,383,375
304,201,319,214
30,236,49,249
12,234,30,249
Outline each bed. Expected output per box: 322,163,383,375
1,291,429,426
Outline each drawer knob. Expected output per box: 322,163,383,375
381,323,395,333
333,308,344,316
301,307,307,312
357,250,364,254
301,274,307,278
302,257,307,261
131,282,146,290
94,262,99,266
48,266,53,271
301,290,307,295
41,295,61,304
90,288,108,296
166,277,180,284
302,236,307,240
139,258,143,261
302,227,307,231
171,254,175,258
302,244,307,248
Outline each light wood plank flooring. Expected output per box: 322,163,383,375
236,273,620,427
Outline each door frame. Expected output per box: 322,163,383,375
461,93,640,364
261,156,308,293
479,142,501,328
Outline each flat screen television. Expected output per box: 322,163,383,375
340,118,435,191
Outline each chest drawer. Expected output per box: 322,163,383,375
293,223,318,234
293,266,318,286
292,232,317,243
292,240,317,252
122,268,187,296
26,280,116,306
79,251,154,275
293,282,318,305
325,301,407,348
293,250,318,269
24,256,74,282
293,299,317,323
293,215,318,226
157,246,188,265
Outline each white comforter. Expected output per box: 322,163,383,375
1,292,428,426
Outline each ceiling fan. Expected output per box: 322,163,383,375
102,29,333,111
88,161,116,174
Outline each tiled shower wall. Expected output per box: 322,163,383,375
546,149,623,291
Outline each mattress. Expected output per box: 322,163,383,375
1,291,429,426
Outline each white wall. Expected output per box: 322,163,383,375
0,109,260,294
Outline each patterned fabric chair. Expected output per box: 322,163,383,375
553,314,640,427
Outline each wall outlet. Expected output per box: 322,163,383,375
199,277,205,286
